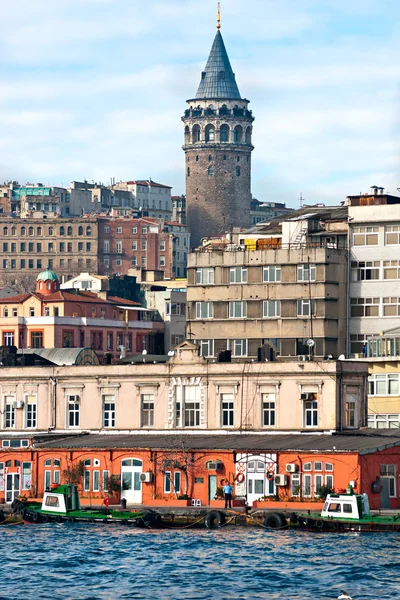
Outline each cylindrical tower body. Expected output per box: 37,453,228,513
182,31,254,247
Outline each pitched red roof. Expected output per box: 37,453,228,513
107,296,141,306
0,293,30,304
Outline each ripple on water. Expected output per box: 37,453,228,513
1,525,400,599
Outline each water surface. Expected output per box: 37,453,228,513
2,524,400,599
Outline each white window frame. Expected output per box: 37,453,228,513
67,395,80,428
353,226,379,246
3,396,16,429
262,393,276,427
231,339,248,357
103,395,115,428
263,300,280,318
229,301,247,319
221,393,234,428
297,299,316,317
229,266,247,284
198,339,214,358
141,394,155,428
263,265,281,282
297,264,316,282
196,268,214,285
25,394,37,429
303,473,312,498
164,471,172,493
195,302,213,319
93,470,100,492
304,400,318,428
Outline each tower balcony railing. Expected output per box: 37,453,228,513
184,108,253,119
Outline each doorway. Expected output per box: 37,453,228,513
121,459,142,504
208,475,218,504
6,473,20,503
247,460,266,506
380,478,390,509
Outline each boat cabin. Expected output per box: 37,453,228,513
321,491,370,520
40,484,81,514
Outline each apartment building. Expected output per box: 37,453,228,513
112,179,173,221
0,217,98,286
187,207,349,360
145,288,186,351
348,187,400,356
250,199,294,225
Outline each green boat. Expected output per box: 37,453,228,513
12,484,154,526
288,485,400,532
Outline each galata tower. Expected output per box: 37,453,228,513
182,6,254,247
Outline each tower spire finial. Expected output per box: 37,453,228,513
217,2,221,30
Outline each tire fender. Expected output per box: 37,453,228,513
264,512,286,529
205,510,225,529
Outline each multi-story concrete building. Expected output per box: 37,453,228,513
348,187,400,356
172,195,186,225
145,288,186,351
0,216,98,287
182,20,254,246
112,179,173,221
187,207,349,360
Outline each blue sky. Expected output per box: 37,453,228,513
1,0,400,207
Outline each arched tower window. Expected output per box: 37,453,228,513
48,227,54,236
187,167,190,177
219,104,229,116
78,226,83,236
205,124,215,142
86,226,92,236
245,126,252,144
236,167,241,177
59,226,65,236
67,226,72,236
28,227,34,236
21,227,26,236
208,155,213,161
234,125,243,143
37,227,42,236
3,227,8,236
184,126,190,144
208,166,214,176
192,124,201,143
11,227,16,236
220,124,230,142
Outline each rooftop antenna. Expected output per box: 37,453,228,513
300,192,304,209
217,2,221,29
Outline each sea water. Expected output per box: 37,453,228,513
1,525,400,599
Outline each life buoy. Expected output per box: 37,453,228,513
220,478,227,486
236,473,245,484
267,471,274,481
104,495,109,508
204,511,226,529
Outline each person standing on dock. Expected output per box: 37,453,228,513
223,482,233,509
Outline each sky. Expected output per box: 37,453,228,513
1,0,400,208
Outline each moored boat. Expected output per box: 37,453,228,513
289,485,400,532
12,484,155,526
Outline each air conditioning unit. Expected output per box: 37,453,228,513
16,401,24,409
139,472,153,483
286,464,298,473
298,355,307,362
274,474,288,486
301,392,317,401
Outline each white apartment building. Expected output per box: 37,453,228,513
113,179,172,221
348,190,400,356
145,288,186,352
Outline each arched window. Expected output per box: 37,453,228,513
219,104,229,115
184,125,190,144
38,281,43,290
11,227,16,236
220,124,229,142
48,227,54,236
37,227,42,236
46,281,51,290
208,166,214,176
78,226,83,236
3,227,8,237
236,167,241,177
208,155,212,161
21,226,26,236
234,125,243,143
86,226,92,236
205,124,215,142
192,124,201,143
28,227,34,236
60,226,65,236
187,167,190,177
196,156,199,162
245,126,252,144
67,226,72,236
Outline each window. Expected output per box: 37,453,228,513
160,240,165,251
383,297,400,317
131,241,137,251
369,373,400,396
107,332,113,350
262,393,276,427
229,301,247,318
116,241,122,254
195,302,213,319
303,462,312,471
63,331,73,348
3,332,14,346
229,266,247,284
67,395,80,427
383,260,400,280
4,396,15,428
303,474,312,497
232,339,248,357
368,412,400,428
380,464,397,497
350,297,379,317
131,257,137,266
25,395,37,428
84,470,90,492
314,461,322,471
385,225,400,245
174,472,181,494
164,471,172,493
236,167,241,176
291,473,300,496
102,470,109,491
353,226,379,246
346,401,356,427
198,339,214,358
196,267,214,285
351,261,380,281
297,299,316,317
297,264,316,282
304,400,318,427
132,227,137,234
263,300,280,318
116,226,122,234
263,265,281,282
31,331,43,348
141,257,146,267
176,385,201,427
141,394,154,427
141,240,147,251
104,226,110,234
22,462,32,490
160,256,165,267
221,393,234,427
92,470,100,492
103,395,115,428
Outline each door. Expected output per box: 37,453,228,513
208,475,217,504
121,459,142,504
380,478,390,509
247,460,266,506
6,473,20,503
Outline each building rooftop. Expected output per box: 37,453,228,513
194,30,241,100
29,430,400,455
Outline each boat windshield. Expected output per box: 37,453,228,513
328,503,341,512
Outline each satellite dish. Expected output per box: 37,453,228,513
167,350,175,356
306,339,315,347
142,349,147,355
338,354,345,360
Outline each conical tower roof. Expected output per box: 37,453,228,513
195,30,241,100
